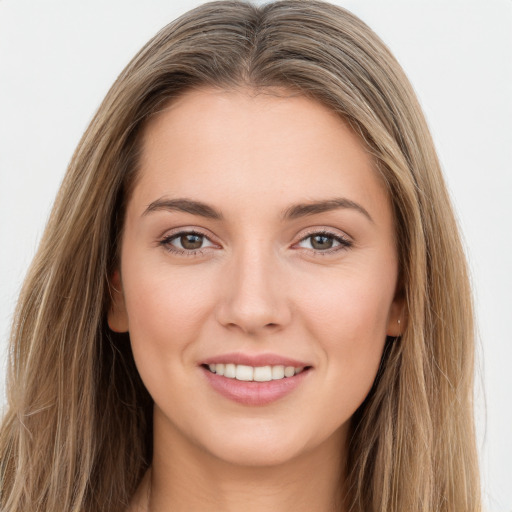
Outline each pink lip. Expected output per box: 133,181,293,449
201,352,310,367
201,366,311,406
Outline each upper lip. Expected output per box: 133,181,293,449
201,352,311,368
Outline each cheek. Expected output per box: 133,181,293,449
120,259,218,392
123,262,211,337
294,264,394,403
297,263,395,341
120,265,218,415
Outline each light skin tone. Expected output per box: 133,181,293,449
109,86,403,512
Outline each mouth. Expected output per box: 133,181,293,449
201,363,311,382
200,357,313,406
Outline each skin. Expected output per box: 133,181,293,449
109,87,403,512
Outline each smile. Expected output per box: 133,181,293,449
201,359,312,406
205,363,306,382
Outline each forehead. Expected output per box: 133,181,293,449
131,86,390,224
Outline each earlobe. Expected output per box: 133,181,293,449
107,269,129,333
386,296,406,337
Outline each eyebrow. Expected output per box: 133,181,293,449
143,197,223,220
282,198,373,223
142,197,374,223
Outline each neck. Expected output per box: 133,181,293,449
140,413,349,512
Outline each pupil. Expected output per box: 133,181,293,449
311,235,333,250
181,234,203,250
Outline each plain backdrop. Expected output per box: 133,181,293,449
1,1,511,510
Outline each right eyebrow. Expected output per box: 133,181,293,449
142,198,224,220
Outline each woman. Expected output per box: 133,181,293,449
0,1,481,511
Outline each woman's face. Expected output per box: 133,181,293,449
109,87,403,467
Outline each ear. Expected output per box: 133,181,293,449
386,290,406,337
107,269,129,333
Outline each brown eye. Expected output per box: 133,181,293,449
296,231,352,254
180,233,204,250
310,234,334,250
160,230,216,254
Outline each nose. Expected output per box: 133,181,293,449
215,242,292,336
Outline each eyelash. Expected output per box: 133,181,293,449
159,229,352,258
159,230,213,258
296,229,353,256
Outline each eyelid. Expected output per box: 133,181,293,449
158,228,219,256
158,226,217,242
292,227,353,255
297,226,352,241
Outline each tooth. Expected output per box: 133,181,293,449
210,362,306,381
284,366,295,378
253,366,272,382
224,363,236,378
271,365,285,380
236,364,254,381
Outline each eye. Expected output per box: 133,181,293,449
296,230,352,254
159,230,216,256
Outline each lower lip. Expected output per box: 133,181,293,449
201,366,311,406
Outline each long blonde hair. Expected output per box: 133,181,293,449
0,1,480,510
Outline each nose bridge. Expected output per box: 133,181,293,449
217,237,290,334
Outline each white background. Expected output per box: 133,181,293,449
0,1,511,510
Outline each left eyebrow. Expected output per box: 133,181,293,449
282,197,374,223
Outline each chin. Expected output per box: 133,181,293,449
209,438,306,468
198,420,327,469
